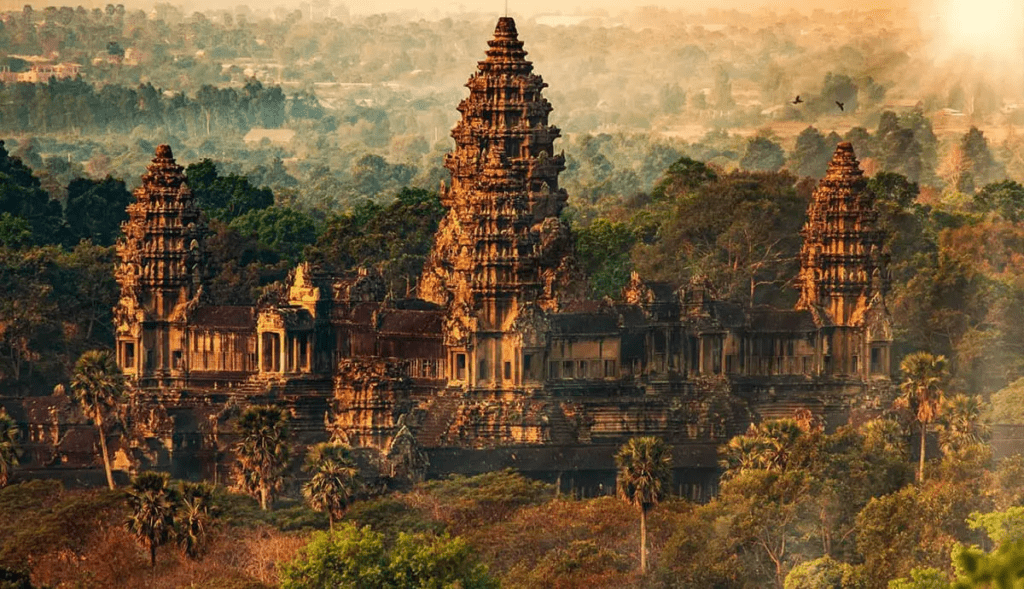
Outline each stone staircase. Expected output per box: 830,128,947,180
416,396,461,447
273,378,336,435
753,397,822,423
542,405,576,445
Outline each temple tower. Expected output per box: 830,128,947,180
796,142,892,377
419,17,581,389
114,145,207,382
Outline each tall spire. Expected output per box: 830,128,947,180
796,142,888,326
421,16,579,316
116,145,206,320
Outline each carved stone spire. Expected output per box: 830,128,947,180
420,16,580,322
115,145,206,325
796,142,888,326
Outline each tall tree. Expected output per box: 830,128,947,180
615,436,672,574
789,126,833,178
938,394,990,458
63,176,131,247
302,442,361,531
185,159,274,223
896,352,949,483
961,126,1002,190
70,349,125,490
176,481,215,559
0,408,19,487
740,136,786,172
125,471,178,567
235,405,290,511
0,140,62,245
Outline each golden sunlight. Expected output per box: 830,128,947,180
938,0,1024,58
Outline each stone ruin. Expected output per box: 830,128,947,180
7,18,895,496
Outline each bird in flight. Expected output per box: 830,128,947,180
835,101,845,111
792,95,803,105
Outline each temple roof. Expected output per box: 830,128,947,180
478,17,533,76
191,305,255,329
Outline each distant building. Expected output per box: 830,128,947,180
14,62,81,83
881,98,923,111
242,128,296,146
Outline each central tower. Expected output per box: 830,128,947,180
419,17,581,388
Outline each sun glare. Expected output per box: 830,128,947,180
938,0,1024,58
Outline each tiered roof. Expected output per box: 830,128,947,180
116,145,206,307
796,142,887,325
421,17,579,316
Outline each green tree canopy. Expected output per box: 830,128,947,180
740,136,786,172
0,140,62,245
228,205,318,264
63,176,131,247
186,159,274,223
280,524,497,589
789,126,834,178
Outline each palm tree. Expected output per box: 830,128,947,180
616,436,672,574
177,481,215,559
235,405,290,510
896,352,949,483
721,418,804,477
126,471,179,567
938,393,990,457
0,408,20,487
70,349,126,490
303,442,362,530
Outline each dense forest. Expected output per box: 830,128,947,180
0,409,1022,589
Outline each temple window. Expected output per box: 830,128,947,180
123,342,135,369
456,354,466,380
870,347,883,374
504,362,512,380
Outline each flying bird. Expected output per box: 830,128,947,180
792,95,803,105
835,101,845,111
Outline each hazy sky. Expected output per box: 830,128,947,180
343,0,911,15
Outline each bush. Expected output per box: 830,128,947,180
279,523,496,589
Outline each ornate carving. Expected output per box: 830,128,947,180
114,145,207,332
420,16,583,330
796,142,889,327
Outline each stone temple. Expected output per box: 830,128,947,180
98,17,895,495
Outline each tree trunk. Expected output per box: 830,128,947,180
97,418,115,490
640,506,648,574
149,541,156,567
260,485,268,510
329,512,334,532
919,423,927,483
